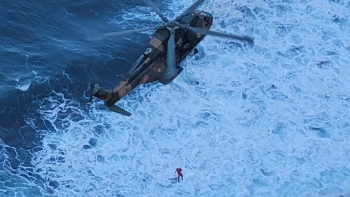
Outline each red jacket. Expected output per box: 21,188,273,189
175,168,182,176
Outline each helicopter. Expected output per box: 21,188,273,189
87,0,254,116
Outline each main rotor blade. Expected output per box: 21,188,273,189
164,28,177,79
176,0,204,20
186,26,254,44
87,26,161,41
142,0,169,23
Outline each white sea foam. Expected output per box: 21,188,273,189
26,0,350,197
14,71,49,92
16,81,31,91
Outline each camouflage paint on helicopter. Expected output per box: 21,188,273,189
87,0,254,116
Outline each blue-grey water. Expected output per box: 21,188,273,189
1,0,350,197
0,1,160,196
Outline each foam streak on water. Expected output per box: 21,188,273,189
24,0,350,197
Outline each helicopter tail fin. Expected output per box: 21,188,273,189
108,104,131,116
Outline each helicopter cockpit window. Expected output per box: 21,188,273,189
199,12,209,26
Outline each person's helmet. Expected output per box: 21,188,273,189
178,166,180,169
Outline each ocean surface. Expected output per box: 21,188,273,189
0,0,350,196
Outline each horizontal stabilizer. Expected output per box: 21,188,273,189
109,105,131,116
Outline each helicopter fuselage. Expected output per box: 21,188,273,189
97,10,214,108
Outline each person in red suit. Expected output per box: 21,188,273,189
174,167,183,182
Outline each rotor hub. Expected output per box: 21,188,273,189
166,21,180,28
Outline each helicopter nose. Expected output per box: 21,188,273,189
206,12,213,20
199,11,212,20
202,12,213,26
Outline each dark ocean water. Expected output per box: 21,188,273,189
3,1,350,196
0,1,169,196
